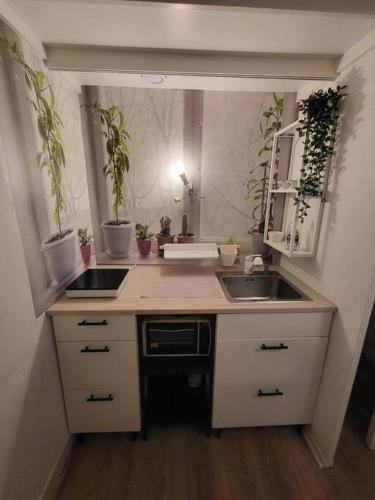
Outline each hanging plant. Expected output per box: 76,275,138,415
248,93,283,234
295,85,346,222
84,102,130,225
0,35,66,239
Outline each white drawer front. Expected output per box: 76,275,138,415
57,341,138,390
217,312,331,340
213,383,318,428
53,315,136,341
215,337,327,386
64,389,140,433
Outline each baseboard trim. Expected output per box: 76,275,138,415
39,435,75,500
303,426,334,469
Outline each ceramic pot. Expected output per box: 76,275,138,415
40,228,76,284
101,221,133,258
137,239,152,256
177,233,195,244
156,234,174,255
80,244,91,265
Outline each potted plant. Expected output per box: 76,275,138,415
135,224,154,256
177,214,195,243
156,216,174,254
295,86,346,222
248,94,284,252
84,102,132,258
78,228,93,265
3,39,76,283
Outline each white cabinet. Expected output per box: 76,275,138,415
212,312,331,429
53,314,140,433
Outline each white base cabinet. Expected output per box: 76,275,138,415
212,312,331,429
53,314,140,434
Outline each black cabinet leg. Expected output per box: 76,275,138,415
215,429,221,439
142,429,148,441
131,432,137,442
296,425,303,435
77,433,85,444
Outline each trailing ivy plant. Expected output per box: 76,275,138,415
0,35,66,239
84,102,130,225
295,86,346,222
248,93,283,234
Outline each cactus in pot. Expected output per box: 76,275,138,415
156,215,174,254
177,213,195,243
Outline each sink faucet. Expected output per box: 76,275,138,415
244,254,264,274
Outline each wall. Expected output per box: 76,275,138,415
0,23,72,500
0,98,69,500
281,46,375,465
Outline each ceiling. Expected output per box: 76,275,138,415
4,0,375,91
9,0,375,55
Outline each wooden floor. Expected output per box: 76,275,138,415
57,358,375,500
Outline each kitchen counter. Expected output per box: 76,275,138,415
47,265,335,316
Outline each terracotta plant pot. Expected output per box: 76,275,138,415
80,244,91,265
40,228,76,284
137,239,152,256
156,234,174,255
101,221,133,258
177,233,195,244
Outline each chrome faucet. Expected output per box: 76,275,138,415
244,254,264,274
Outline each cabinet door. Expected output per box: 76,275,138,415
64,389,140,433
53,315,136,341
213,383,318,428
215,337,327,386
217,312,331,340
57,340,138,390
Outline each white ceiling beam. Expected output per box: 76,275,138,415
45,45,338,81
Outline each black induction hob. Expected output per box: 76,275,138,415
65,268,129,298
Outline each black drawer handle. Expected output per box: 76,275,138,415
258,389,283,397
261,343,288,351
80,346,110,353
86,394,113,402
77,320,108,326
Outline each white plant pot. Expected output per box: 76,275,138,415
40,228,76,284
101,221,133,258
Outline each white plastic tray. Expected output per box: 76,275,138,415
163,243,219,260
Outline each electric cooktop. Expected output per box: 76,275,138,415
65,268,129,298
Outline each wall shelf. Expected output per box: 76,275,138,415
263,120,332,258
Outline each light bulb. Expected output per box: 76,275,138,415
170,160,185,181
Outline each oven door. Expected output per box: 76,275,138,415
143,321,199,356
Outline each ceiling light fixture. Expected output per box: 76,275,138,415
141,74,166,85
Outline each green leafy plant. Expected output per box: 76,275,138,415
225,235,238,246
77,227,93,247
159,216,172,236
84,102,130,225
295,86,346,222
248,93,283,234
135,223,154,240
0,35,66,238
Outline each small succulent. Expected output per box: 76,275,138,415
135,223,154,240
159,216,172,236
181,213,188,236
225,235,238,246
78,227,93,247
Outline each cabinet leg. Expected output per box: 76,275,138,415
206,425,211,438
142,429,148,441
296,425,303,435
131,432,137,442
77,433,85,444
215,429,221,439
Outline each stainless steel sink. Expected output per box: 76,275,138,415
216,271,310,303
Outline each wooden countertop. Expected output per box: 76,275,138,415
47,265,335,316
